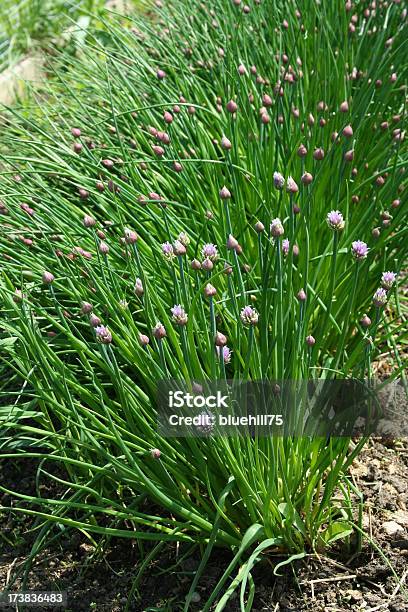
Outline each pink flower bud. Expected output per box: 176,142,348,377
343,125,353,138
83,215,96,228
81,302,93,314
71,127,81,138
202,258,214,271
152,145,164,157
215,331,227,346
227,234,239,250
99,241,109,255
102,159,114,169
301,172,313,185
360,314,371,328
313,148,325,160
139,333,150,346
297,143,307,157
204,283,217,297
221,135,232,150
219,186,231,199
191,259,201,270
152,322,166,339
90,314,101,327
42,271,54,284
340,101,349,113
226,99,238,113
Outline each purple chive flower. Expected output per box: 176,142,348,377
381,271,396,290
152,322,167,339
273,171,285,190
240,305,259,326
270,218,284,237
171,304,188,326
351,240,369,260
162,241,175,260
254,221,265,233
306,335,316,346
282,239,290,256
150,448,161,459
217,345,232,364
372,288,388,308
134,278,144,296
202,243,218,261
95,325,112,344
327,210,345,231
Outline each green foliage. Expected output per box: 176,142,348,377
0,0,407,607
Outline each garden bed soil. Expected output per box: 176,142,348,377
1,439,407,611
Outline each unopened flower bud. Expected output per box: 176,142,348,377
191,259,201,270
134,278,144,296
270,217,284,237
81,301,93,314
227,234,239,250
152,322,166,339
99,241,110,255
204,283,217,297
343,124,353,138
360,314,371,328
139,333,150,346
42,271,54,284
226,99,238,113
221,135,232,150
301,172,313,185
219,186,231,199
215,331,228,346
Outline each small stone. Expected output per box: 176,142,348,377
382,520,404,537
190,592,201,603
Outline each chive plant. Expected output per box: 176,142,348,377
0,0,407,607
